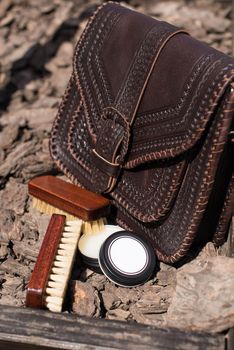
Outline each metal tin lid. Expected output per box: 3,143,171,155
98,231,156,287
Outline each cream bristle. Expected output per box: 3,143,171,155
66,223,82,229
92,221,99,233
83,222,91,234
55,255,71,262
49,274,67,283
47,281,64,289
45,288,64,297
47,305,61,312
32,195,106,235
57,249,73,256
32,196,77,221
98,218,103,230
45,296,63,306
53,260,70,268
60,237,78,244
98,219,104,231
64,226,79,232
44,219,82,312
32,197,37,208
45,303,62,312
62,232,77,238
32,197,36,208
58,243,74,250
51,266,70,274
81,218,106,235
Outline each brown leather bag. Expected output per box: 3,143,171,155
50,2,234,263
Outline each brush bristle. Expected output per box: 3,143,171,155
44,220,82,312
82,217,107,234
32,197,77,221
32,197,107,234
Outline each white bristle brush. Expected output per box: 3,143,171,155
26,214,82,312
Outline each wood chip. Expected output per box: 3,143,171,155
0,258,31,278
0,124,19,149
71,280,100,318
13,241,41,263
101,284,122,311
0,209,22,242
0,13,14,27
166,256,234,333
0,243,8,259
0,178,28,215
0,140,38,177
107,308,131,321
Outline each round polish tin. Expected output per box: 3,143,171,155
78,224,124,269
98,231,156,287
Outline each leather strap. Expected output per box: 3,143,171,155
92,23,188,193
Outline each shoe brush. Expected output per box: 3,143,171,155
28,175,110,233
26,214,82,312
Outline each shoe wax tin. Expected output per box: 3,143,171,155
78,224,156,287
98,231,156,287
78,224,124,270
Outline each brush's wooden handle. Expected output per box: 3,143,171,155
28,176,110,221
26,214,66,309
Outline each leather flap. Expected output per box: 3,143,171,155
73,3,233,170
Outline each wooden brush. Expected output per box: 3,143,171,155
26,214,82,312
28,175,110,233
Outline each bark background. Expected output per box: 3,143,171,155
0,0,233,333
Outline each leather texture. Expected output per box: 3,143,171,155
50,2,234,263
